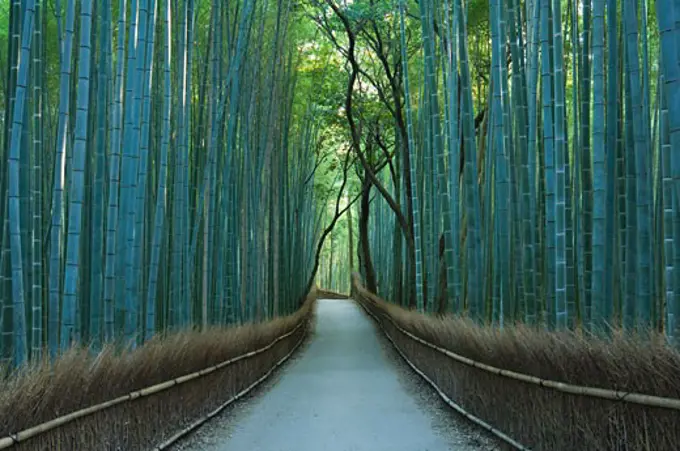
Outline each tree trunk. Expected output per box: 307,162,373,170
347,201,354,270
359,177,378,293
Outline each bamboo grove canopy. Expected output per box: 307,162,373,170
2,0,680,367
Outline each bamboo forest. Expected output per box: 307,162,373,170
0,0,678,449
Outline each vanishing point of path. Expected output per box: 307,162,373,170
174,299,501,451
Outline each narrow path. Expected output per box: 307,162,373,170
176,299,499,451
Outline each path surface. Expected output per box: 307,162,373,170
176,299,499,451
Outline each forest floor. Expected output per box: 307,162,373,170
170,298,501,451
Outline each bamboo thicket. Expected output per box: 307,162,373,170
0,0,323,367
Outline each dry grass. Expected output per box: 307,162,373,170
0,291,315,450
353,280,680,451
317,288,349,299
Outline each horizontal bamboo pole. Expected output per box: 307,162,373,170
0,316,309,449
353,284,680,411
355,295,529,450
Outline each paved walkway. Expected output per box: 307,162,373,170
203,299,480,451
176,298,500,451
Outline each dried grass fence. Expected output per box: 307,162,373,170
0,292,315,450
317,288,349,300
351,275,680,451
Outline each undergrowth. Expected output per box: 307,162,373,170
0,290,315,450
317,288,349,299
353,277,680,451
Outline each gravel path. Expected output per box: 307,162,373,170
170,299,501,451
